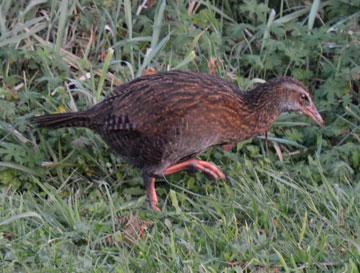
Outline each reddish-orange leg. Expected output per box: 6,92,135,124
163,159,225,180
144,159,225,211
144,176,161,212
223,144,234,153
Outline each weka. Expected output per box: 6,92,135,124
30,70,324,211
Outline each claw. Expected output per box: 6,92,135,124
164,159,225,180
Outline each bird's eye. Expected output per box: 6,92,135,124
300,94,310,105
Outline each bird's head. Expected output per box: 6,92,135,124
273,77,324,127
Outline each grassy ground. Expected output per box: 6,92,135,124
0,0,359,272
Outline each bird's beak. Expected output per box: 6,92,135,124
303,104,324,127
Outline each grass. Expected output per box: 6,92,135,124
0,0,359,272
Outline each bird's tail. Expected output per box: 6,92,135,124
29,111,92,129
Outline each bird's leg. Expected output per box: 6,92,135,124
163,159,225,181
143,175,161,212
223,144,234,153
143,160,224,211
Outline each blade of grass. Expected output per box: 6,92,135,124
112,36,152,48
11,16,46,35
197,0,235,23
173,50,196,69
101,182,117,233
96,47,114,101
55,0,68,52
151,0,166,49
308,0,320,30
138,32,172,77
0,211,43,226
0,5,7,34
273,248,290,273
263,169,309,195
29,32,122,85
257,135,306,149
327,11,360,33
345,105,360,122
273,121,310,127
22,0,48,18
0,21,46,47
33,177,80,228
274,7,309,25
137,0,167,76
0,121,31,144
124,0,134,66
169,190,181,214
261,9,276,53
0,161,39,175
279,0,284,17
298,211,308,245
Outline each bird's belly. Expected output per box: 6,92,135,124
99,127,220,176
161,131,220,166
99,131,161,169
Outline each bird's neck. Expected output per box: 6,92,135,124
241,85,282,135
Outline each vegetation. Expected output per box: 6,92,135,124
0,0,359,271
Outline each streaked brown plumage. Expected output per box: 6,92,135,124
30,70,324,211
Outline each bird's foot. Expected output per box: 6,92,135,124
150,204,161,212
164,159,225,181
143,160,225,211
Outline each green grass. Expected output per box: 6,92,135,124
0,0,359,272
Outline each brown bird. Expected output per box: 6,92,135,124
30,70,324,211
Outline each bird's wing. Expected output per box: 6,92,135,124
103,113,136,131
100,71,242,135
